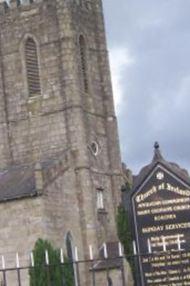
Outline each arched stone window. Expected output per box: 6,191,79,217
66,232,74,262
65,232,77,285
16,0,21,7
25,37,41,97
107,277,113,286
79,35,88,93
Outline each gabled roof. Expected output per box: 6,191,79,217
133,142,190,190
0,165,36,202
0,152,69,203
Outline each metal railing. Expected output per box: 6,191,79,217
0,249,189,285
0,255,127,286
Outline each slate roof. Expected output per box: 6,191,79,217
133,142,190,190
0,152,69,203
0,165,37,202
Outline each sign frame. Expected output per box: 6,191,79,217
127,161,190,286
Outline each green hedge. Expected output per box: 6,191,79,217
116,182,136,277
29,239,74,286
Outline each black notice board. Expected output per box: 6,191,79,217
130,165,190,286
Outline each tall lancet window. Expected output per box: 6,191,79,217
66,232,77,285
25,37,41,97
16,0,21,6
79,35,88,93
97,187,104,210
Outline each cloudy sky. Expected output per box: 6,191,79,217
103,0,190,174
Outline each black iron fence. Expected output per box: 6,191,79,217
126,249,190,286
0,255,127,286
1,249,190,285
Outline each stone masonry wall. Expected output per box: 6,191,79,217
0,1,68,167
64,0,124,244
0,196,44,285
0,1,126,285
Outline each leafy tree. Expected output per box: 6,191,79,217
116,182,136,277
117,205,133,258
29,239,74,286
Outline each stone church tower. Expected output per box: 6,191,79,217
0,0,124,284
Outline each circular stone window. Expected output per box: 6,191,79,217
90,141,100,156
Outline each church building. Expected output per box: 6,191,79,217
0,0,125,285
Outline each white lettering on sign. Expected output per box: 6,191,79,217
135,182,190,203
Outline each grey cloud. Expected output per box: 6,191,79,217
103,0,190,174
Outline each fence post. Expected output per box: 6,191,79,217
60,248,65,286
103,243,110,283
29,252,36,286
45,250,51,286
133,240,140,285
16,253,21,286
118,243,126,286
2,256,6,286
74,247,80,286
1,255,7,286
89,245,96,286
2,271,7,286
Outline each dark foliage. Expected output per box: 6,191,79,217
29,239,74,286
